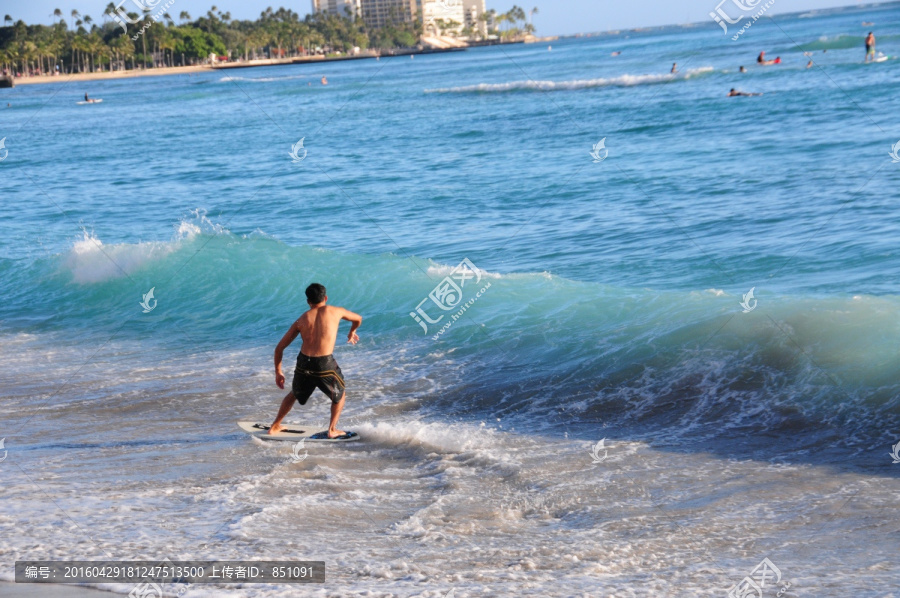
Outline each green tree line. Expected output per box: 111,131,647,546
0,4,424,75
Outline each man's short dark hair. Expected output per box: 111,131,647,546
306,283,326,304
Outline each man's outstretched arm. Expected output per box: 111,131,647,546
274,322,300,389
341,309,362,345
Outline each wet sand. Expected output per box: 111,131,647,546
11,65,215,86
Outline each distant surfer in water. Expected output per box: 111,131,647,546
321,75,328,85
756,51,781,66
84,93,90,102
269,283,362,438
671,62,678,73
728,88,761,97
865,32,876,62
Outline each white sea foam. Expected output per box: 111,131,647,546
219,75,315,83
425,67,714,93
64,232,176,284
425,262,502,279
63,211,229,284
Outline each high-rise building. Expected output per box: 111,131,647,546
312,0,484,35
311,0,362,19
461,0,486,36
360,0,419,29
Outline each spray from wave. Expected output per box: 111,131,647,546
63,210,229,284
218,74,319,83
424,67,714,93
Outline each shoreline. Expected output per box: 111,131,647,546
10,64,214,86
7,47,469,86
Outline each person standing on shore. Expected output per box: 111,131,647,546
865,32,876,62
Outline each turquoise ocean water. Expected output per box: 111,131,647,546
1,3,900,596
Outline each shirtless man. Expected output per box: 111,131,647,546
865,32,876,63
269,283,362,438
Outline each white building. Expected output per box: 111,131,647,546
311,0,484,36
360,0,419,29
311,0,362,19
461,0,487,36
420,0,465,35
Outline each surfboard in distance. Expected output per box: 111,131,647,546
237,421,360,442
76,99,103,105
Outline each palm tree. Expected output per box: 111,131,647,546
48,36,64,73
138,8,150,68
70,9,80,30
179,11,191,23
53,8,63,23
157,29,176,67
3,15,12,26
112,33,134,70
88,32,104,71
529,7,538,26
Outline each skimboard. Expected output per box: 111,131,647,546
237,421,359,442
76,99,103,104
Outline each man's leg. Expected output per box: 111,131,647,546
327,392,346,438
268,391,295,434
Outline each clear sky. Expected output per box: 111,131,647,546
0,0,889,36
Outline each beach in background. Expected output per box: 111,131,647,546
2,3,900,596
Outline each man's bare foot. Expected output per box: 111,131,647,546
268,423,285,435
326,429,346,438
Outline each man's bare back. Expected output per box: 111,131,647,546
296,305,357,357
269,283,362,438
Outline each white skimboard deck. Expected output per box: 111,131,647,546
237,421,360,442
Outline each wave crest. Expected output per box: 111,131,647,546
63,210,229,284
424,68,714,93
